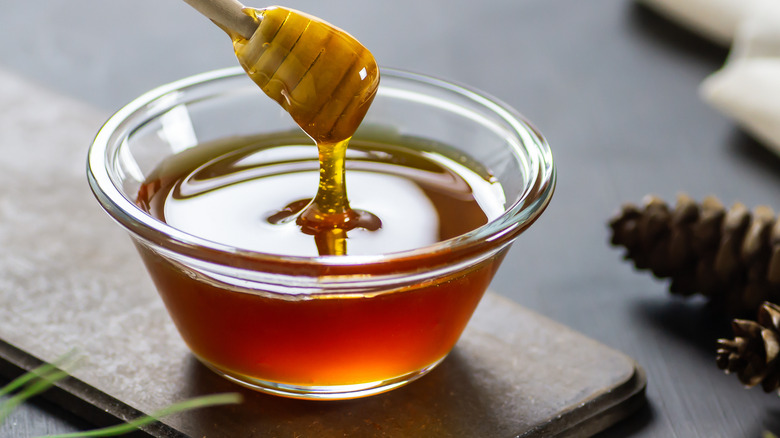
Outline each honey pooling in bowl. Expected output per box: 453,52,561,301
229,6,380,254
135,133,508,388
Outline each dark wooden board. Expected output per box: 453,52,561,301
0,67,644,437
0,298,645,438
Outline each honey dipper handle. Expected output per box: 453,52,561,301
182,0,258,39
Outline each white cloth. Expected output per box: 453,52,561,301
640,0,780,154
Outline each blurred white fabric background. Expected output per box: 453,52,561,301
640,0,780,154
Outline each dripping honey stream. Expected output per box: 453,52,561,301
228,6,381,255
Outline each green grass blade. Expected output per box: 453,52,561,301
0,350,80,398
0,369,71,424
40,393,242,438
0,362,61,398
0,349,82,422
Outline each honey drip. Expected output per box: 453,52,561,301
230,6,380,255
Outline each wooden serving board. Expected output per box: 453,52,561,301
0,68,644,437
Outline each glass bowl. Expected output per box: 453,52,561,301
87,67,555,400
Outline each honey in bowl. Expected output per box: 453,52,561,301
135,132,505,389
87,6,555,401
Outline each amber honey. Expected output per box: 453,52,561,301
136,245,501,388
135,133,509,390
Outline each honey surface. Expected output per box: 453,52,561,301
138,134,504,257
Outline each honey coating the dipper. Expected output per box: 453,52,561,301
231,6,380,144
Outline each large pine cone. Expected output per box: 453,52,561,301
609,194,780,317
716,302,780,393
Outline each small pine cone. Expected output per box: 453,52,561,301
716,302,780,393
609,194,780,317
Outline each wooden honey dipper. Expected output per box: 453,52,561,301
182,0,380,144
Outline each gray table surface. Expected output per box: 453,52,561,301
1,0,779,437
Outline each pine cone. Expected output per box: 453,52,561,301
609,194,780,317
716,302,780,393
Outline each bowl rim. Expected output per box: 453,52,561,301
87,67,556,276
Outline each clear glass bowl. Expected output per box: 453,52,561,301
87,67,555,400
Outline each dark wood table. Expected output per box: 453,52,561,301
1,0,778,436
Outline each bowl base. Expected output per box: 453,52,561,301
196,355,447,400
